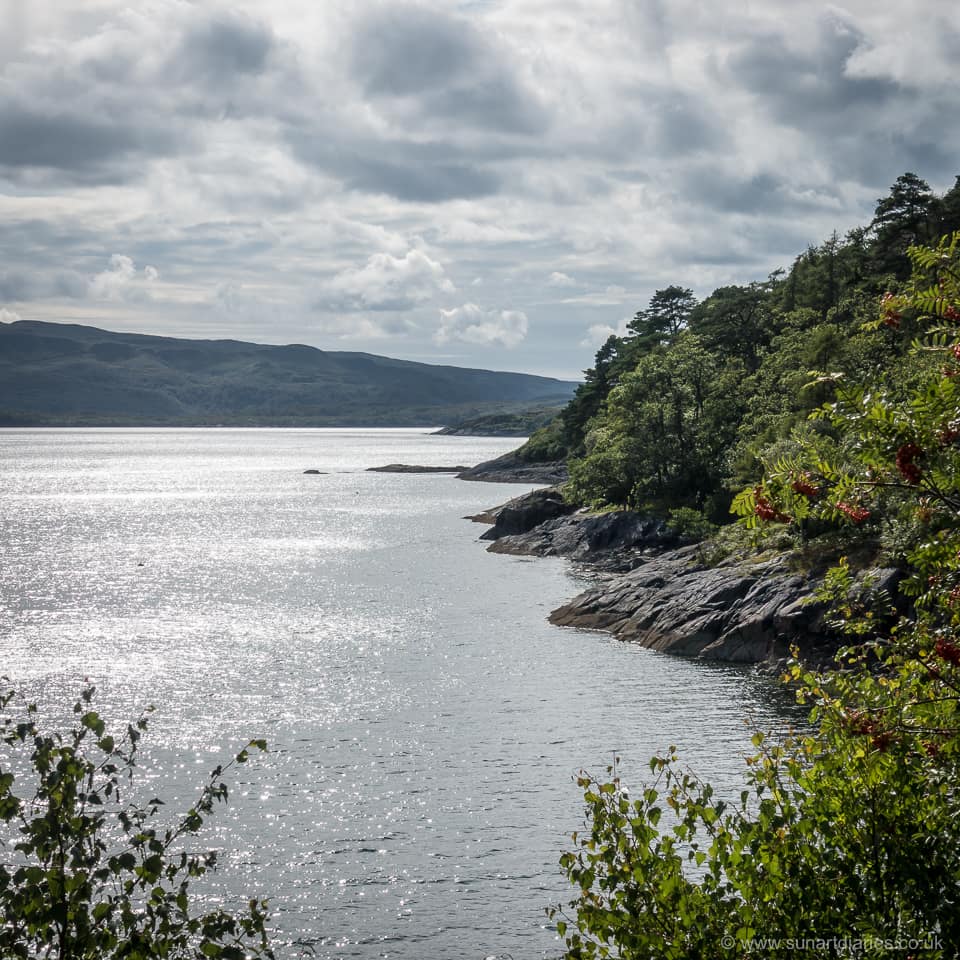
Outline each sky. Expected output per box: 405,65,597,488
1,1,958,380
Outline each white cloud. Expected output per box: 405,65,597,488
579,316,631,348
562,285,632,306
88,255,160,302
317,249,454,313
547,271,576,287
313,315,414,340
0,307,22,323
436,303,528,347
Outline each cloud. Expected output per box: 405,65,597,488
436,303,528,347
350,3,547,135
287,131,503,202
88,255,160,302
0,265,88,302
174,13,274,81
0,105,184,183
315,249,454,312
580,316,631,348
561,284,629,306
0,307,22,324
0,0,958,380
312,315,414,340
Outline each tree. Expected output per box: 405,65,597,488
553,233,960,959
559,335,629,453
0,686,273,960
934,176,960,239
566,335,745,513
627,286,697,348
871,172,936,278
688,283,772,371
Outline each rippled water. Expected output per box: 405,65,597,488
0,428,799,958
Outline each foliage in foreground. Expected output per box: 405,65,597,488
552,234,960,958
0,686,272,960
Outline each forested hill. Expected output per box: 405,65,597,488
519,171,960,524
0,321,576,426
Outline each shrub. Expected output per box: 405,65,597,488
0,685,272,960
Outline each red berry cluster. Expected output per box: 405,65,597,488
846,710,878,735
790,473,819,497
895,443,924,484
934,636,960,668
953,343,960,361
936,423,960,447
753,486,791,523
945,305,960,321
845,710,893,750
836,501,870,523
881,292,902,328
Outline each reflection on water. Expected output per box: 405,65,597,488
0,428,802,958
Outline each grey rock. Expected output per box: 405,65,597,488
544,548,870,664
367,464,471,473
457,450,568,484
487,509,677,571
478,488,575,540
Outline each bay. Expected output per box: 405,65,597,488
0,428,796,958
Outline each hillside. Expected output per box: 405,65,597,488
0,321,576,426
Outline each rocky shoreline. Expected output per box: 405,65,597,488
470,485,899,668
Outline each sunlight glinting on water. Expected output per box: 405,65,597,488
0,428,800,959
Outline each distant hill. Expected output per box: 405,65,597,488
0,320,577,426
431,408,561,437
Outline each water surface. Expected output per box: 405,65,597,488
0,428,797,958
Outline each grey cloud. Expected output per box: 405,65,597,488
0,106,182,178
0,267,87,302
720,16,960,191
423,76,546,135
174,13,274,82
652,98,724,155
680,171,830,216
0,9,283,185
0,271,31,301
353,5,481,96
728,22,898,131
289,132,501,202
345,156,500,202
350,4,547,136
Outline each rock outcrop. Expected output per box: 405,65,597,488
486,507,679,572
477,487,575,540
457,450,568,484
471,489,904,665
548,549,844,664
368,464,471,473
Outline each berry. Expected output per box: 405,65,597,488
895,443,923,484
934,637,960,668
836,501,870,523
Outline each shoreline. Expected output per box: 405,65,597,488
466,482,865,669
